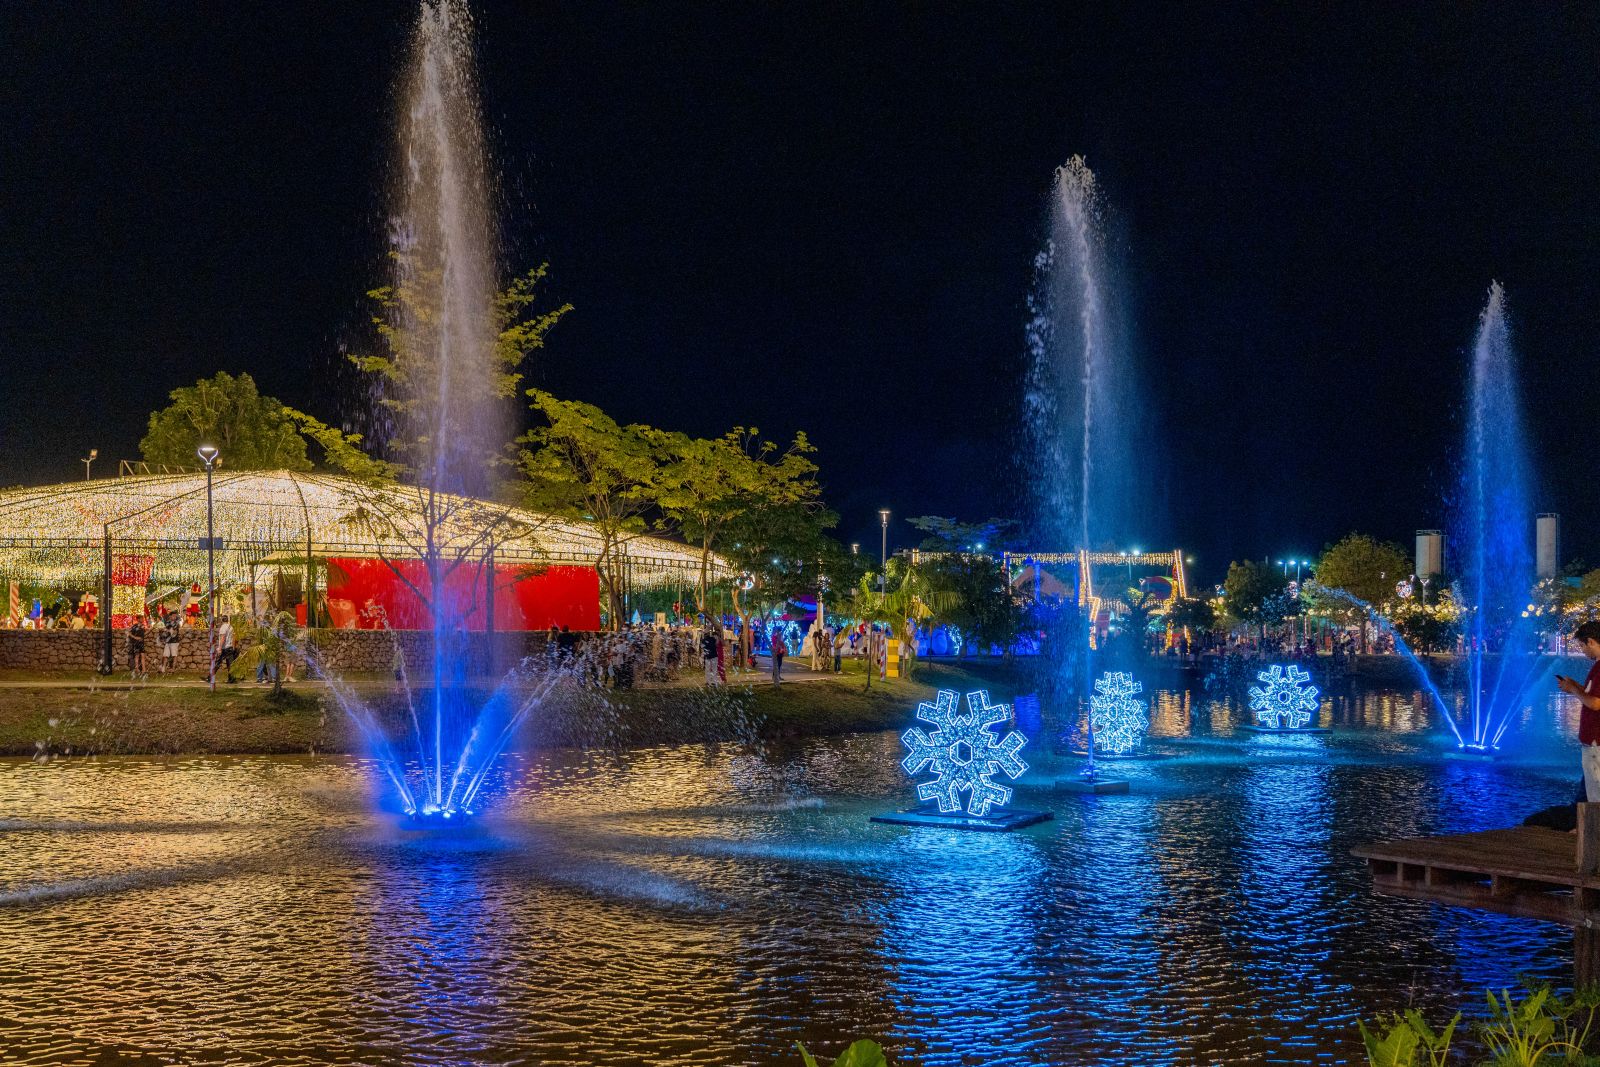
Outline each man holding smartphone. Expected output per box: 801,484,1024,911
1557,620,1600,799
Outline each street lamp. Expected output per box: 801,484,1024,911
81,448,97,481
878,509,890,594
197,444,219,692
850,543,860,556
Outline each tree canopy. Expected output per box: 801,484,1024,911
655,427,822,610
1223,559,1292,638
1314,533,1412,607
520,390,664,625
140,371,312,471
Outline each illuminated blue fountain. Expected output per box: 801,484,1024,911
1449,283,1547,752
1025,156,1147,779
316,0,555,821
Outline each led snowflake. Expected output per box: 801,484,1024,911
901,689,1029,816
1249,664,1320,729
1090,671,1148,755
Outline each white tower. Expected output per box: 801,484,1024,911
1415,530,1446,578
1536,513,1561,579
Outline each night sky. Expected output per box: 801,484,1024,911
3,3,1599,585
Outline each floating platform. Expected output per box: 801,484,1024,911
870,805,1054,832
1354,808,1600,983
1057,777,1130,795
1442,749,1499,763
1239,725,1331,735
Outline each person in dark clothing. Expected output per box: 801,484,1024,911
127,616,148,678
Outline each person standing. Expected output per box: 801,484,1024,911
701,626,720,686
770,631,786,684
833,627,844,673
161,610,182,675
1559,620,1600,800
127,614,148,679
213,615,238,684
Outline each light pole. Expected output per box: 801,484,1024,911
878,510,890,594
197,444,218,692
81,448,97,481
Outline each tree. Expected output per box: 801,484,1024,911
904,517,1023,659
1312,533,1412,651
1166,597,1216,634
351,258,572,488
655,427,822,612
519,391,665,629
1223,560,1290,642
141,372,312,471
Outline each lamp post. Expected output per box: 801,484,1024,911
197,444,218,692
878,510,890,594
81,448,97,481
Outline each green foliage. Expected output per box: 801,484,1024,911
519,390,665,626
796,1039,890,1067
351,256,571,475
1166,596,1217,633
898,517,1023,657
1316,533,1413,609
1223,560,1291,636
1358,984,1600,1066
141,372,312,471
655,427,822,610
1360,1009,1460,1067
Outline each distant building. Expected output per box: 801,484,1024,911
1415,530,1445,579
1537,513,1561,579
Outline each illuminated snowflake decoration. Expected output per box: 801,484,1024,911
1090,671,1148,755
901,689,1028,816
1249,664,1320,729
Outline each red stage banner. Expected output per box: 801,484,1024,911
325,558,601,632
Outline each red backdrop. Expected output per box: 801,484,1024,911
325,558,601,631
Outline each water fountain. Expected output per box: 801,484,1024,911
1449,282,1549,752
1024,157,1145,791
316,0,549,821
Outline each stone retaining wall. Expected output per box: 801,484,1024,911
0,628,559,674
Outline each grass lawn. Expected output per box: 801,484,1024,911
0,658,1041,759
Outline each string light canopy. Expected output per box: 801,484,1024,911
0,470,724,590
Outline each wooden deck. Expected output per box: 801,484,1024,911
1353,806,1600,981
1354,826,1600,925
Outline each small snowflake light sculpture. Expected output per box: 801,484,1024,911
901,689,1029,816
1090,671,1148,755
1249,664,1320,729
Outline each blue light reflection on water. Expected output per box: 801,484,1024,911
0,679,1593,1065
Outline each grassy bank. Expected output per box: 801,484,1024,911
1,659,1038,759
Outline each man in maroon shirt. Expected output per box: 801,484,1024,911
1558,620,1600,800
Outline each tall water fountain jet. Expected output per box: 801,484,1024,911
1449,282,1545,751
320,0,547,820
1025,158,1143,771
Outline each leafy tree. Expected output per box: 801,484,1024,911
140,372,311,471
655,427,821,612
351,258,572,486
1223,560,1290,641
1166,597,1216,634
1315,534,1412,605
905,516,1023,658
519,391,665,628
1312,533,1412,651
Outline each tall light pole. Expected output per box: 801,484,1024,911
878,510,890,594
197,444,219,692
81,448,97,481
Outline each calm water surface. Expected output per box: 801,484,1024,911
0,678,1589,1066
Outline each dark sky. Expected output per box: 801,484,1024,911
3,2,1599,586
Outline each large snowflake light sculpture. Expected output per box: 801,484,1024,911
1249,664,1320,729
901,689,1029,816
1090,671,1148,755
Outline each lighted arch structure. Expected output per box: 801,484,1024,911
1005,548,1189,645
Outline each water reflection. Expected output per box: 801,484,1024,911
0,682,1592,1065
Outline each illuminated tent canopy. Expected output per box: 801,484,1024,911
0,471,724,627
